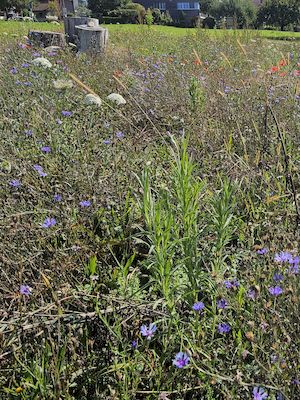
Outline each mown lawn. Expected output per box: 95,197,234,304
0,19,300,400
1,20,300,41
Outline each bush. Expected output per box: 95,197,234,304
109,2,146,24
75,5,92,17
203,16,216,28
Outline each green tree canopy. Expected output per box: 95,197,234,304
0,0,31,12
88,0,129,17
257,0,300,31
209,0,257,28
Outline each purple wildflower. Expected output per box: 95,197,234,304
103,139,111,145
21,63,29,68
61,110,72,117
224,278,239,289
42,217,56,228
10,67,17,74
257,248,268,255
116,131,124,139
140,323,157,340
273,272,284,282
132,340,137,348
247,289,257,300
56,118,63,125
192,301,205,311
20,284,32,296
292,379,300,385
32,52,41,57
172,352,190,368
9,179,21,188
25,129,33,136
217,299,228,309
218,323,231,334
41,146,51,153
253,387,268,400
34,164,47,177
289,263,299,274
274,251,293,263
53,194,62,202
24,82,32,86
268,286,283,296
79,200,91,208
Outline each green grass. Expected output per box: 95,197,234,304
1,20,300,41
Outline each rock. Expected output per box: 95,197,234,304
107,93,126,106
84,94,102,106
32,57,52,68
46,15,58,22
53,79,73,90
28,30,66,48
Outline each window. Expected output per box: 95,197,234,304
177,2,200,10
153,2,166,10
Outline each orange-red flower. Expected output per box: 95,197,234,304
279,59,287,67
269,66,279,73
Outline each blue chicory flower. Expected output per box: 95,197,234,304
42,217,56,228
79,200,91,208
268,286,283,296
54,194,62,202
10,67,17,74
273,272,284,282
9,179,21,188
253,386,268,400
34,164,47,177
257,248,268,255
172,352,190,368
217,299,228,309
140,323,157,340
192,301,205,311
274,251,293,263
218,323,231,334
41,146,51,153
20,284,32,296
115,131,124,139
61,110,73,117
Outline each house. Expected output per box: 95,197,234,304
136,1,201,27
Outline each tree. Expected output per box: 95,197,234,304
200,0,214,15
0,0,31,13
88,0,128,18
257,0,300,31
209,0,257,28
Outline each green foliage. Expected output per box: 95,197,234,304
189,76,206,112
0,0,30,12
108,2,146,24
257,0,300,31
75,4,92,17
210,0,257,28
145,8,153,27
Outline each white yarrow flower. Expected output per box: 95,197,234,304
84,94,102,106
107,93,126,106
32,57,52,68
53,79,74,90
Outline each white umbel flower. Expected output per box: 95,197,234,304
32,57,52,68
84,94,102,106
53,79,73,90
107,93,126,106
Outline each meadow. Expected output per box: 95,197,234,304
0,21,300,400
